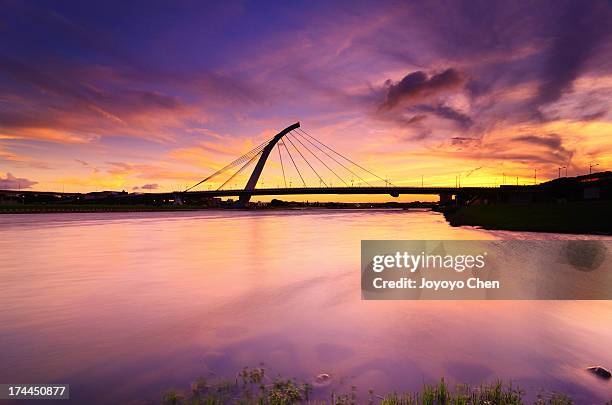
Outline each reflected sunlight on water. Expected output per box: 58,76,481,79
0,210,610,403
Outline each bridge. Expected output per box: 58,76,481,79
182,185,499,198
178,122,536,206
0,121,548,207
1,121,605,209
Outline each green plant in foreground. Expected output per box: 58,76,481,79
378,379,525,405
161,367,576,405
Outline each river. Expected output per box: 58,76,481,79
0,209,610,403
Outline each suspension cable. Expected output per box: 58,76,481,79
294,128,372,186
277,144,287,188
290,131,349,187
217,150,262,190
281,139,306,187
183,136,273,192
285,133,327,187
297,128,392,185
183,125,392,194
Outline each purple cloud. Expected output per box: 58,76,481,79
0,173,38,189
533,1,612,112
132,183,159,191
380,69,464,110
510,133,573,163
412,104,473,129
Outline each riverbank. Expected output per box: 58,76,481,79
441,201,612,234
0,204,209,214
160,367,573,405
0,202,433,214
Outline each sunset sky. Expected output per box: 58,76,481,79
1,1,611,201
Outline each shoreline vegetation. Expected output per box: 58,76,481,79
1,200,611,235
440,201,612,235
159,367,579,405
0,201,434,214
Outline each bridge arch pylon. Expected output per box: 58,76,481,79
237,122,300,206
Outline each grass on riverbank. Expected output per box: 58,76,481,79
443,201,612,234
161,367,575,405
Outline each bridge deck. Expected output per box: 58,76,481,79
179,185,535,198
1,185,538,199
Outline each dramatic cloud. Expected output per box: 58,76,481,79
0,1,610,192
412,104,473,129
532,1,612,111
434,130,576,167
104,161,198,181
0,56,191,142
380,69,464,110
581,110,608,121
512,134,563,150
509,133,572,163
451,137,479,145
0,173,38,189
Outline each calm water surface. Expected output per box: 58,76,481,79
0,210,610,403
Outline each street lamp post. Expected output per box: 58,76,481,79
558,166,567,178
589,163,599,174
